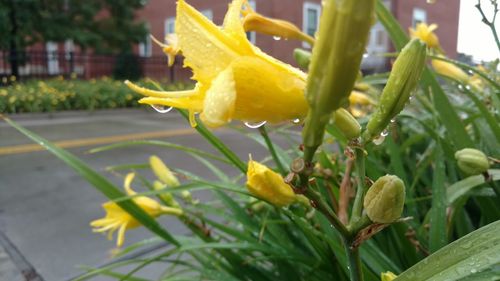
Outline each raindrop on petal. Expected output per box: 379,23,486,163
273,36,281,41
244,121,267,129
151,104,173,113
292,118,301,124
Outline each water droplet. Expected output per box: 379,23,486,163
373,134,386,145
390,119,396,123
381,129,389,137
471,268,478,274
292,118,301,124
363,53,369,58
468,70,474,74
426,0,436,3
151,104,173,113
244,121,267,129
457,84,464,91
465,85,471,90
273,36,281,41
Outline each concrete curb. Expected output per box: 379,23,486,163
0,230,43,281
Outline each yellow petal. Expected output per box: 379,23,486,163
176,0,252,84
124,173,137,196
138,95,204,112
229,56,308,123
125,80,197,98
116,223,128,247
200,67,237,127
222,0,254,51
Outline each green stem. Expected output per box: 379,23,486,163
350,148,366,224
303,188,350,238
343,240,364,281
258,126,287,174
177,109,247,173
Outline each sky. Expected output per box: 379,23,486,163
458,0,500,62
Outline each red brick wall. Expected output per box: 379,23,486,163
391,0,460,58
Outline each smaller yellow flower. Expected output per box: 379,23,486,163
431,57,469,84
348,90,375,117
246,159,296,207
90,173,183,247
151,34,180,67
241,2,314,45
150,155,180,187
381,271,398,281
409,23,440,50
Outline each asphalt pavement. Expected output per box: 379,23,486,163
0,109,298,281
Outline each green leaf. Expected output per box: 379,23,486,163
447,169,500,206
89,140,231,164
395,220,500,281
429,146,448,252
2,116,180,247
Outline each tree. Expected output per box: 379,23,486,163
0,0,148,76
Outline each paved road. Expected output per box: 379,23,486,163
0,109,298,280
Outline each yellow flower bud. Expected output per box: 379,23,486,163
365,39,426,141
364,175,405,224
149,155,180,187
381,271,398,281
246,160,296,207
431,57,469,84
242,6,314,45
303,0,375,151
333,108,361,140
455,148,490,176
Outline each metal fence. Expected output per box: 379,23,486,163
0,51,191,83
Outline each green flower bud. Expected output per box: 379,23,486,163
153,181,180,208
364,175,405,224
293,49,312,69
364,39,427,142
333,108,361,139
381,271,398,281
455,148,490,175
302,0,375,154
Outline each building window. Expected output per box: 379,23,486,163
303,2,321,48
165,17,175,38
201,9,213,21
139,34,152,57
46,42,59,75
412,8,427,27
246,0,257,44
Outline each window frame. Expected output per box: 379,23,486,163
412,8,427,27
302,2,321,48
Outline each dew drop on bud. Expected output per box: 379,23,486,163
381,129,389,137
457,84,464,91
151,104,173,113
273,36,281,41
292,118,301,124
390,119,396,123
373,134,386,145
244,121,267,129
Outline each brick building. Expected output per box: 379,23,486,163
1,0,461,80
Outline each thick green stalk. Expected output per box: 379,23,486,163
258,126,287,174
350,148,366,224
343,240,364,281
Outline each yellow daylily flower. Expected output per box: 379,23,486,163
381,271,398,281
409,23,440,50
90,173,183,247
125,0,308,128
151,34,180,67
241,2,315,45
246,160,296,207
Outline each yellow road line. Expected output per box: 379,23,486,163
0,128,196,156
